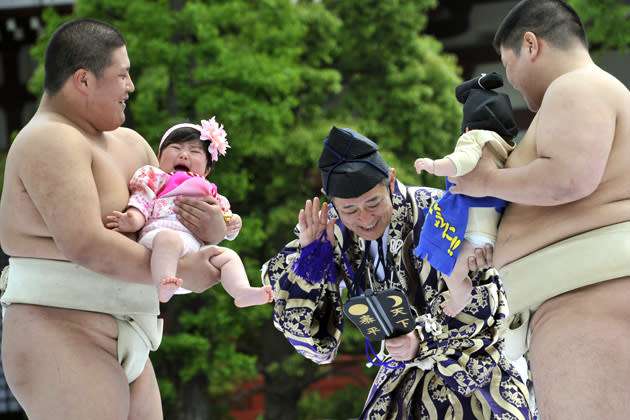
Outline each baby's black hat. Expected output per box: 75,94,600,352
318,126,390,199
455,71,518,138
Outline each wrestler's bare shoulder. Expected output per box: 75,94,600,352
8,113,88,157
11,111,151,156
5,112,154,203
546,64,629,97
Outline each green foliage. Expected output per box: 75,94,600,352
568,0,630,56
157,377,177,405
0,154,6,185
297,384,371,420
322,0,460,189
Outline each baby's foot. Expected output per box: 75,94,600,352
159,277,183,303
441,294,472,317
234,285,274,308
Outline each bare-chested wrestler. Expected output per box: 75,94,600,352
450,1,630,419
0,18,228,420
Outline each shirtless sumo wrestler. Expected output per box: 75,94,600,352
0,18,226,420
450,1,630,418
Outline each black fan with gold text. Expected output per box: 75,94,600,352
343,288,415,342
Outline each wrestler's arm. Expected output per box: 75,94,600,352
16,124,154,285
450,76,614,205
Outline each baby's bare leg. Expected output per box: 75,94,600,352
441,240,474,316
210,247,273,307
151,230,184,303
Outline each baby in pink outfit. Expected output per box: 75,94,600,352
106,117,273,306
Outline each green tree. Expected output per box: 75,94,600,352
568,0,630,56
322,0,461,187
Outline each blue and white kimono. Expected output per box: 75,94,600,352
262,180,531,419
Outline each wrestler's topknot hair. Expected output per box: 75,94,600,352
493,0,587,55
44,18,126,95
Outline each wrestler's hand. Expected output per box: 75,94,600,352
467,243,494,271
174,195,227,245
448,146,496,197
298,197,336,248
176,246,223,292
105,209,145,233
385,330,420,361
226,213,242,238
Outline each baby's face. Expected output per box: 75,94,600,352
159,139,209,176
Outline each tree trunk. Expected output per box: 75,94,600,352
263,375,302,420
257,319,320,420
164,374,212,420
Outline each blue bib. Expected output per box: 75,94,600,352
413,180,505,275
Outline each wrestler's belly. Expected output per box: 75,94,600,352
495,198,629,269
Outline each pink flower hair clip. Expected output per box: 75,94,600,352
159,116,230,162
199,116,229,162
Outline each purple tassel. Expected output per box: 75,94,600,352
291,232,337,284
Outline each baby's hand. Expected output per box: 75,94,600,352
105,210,138,232
416,157,457,177
226,213,242,237
414,158,435,175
